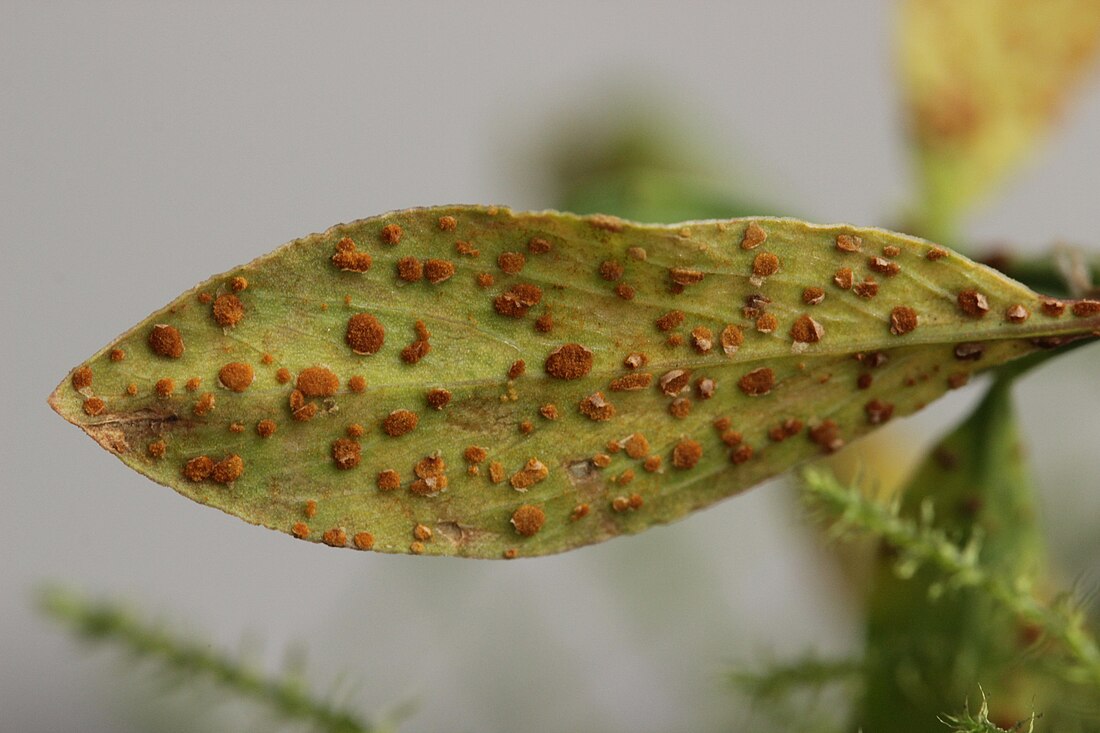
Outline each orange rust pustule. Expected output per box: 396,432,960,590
109,348,125,362
82,397,105,416
752,252,780,277
426,388,452,410
380,223,403,244
545,343,593,380
256,419,277,437
464,445,488,463
332,238,373,272
535,312,554,332
1005,304,1030,323
659,369,692,396
476,272,495,288
720,325,744,355
353,532,375,550
755,313,778,333
383,409,419,436
802,287,825,305
377,469,401,491
508,360,526,380
230,276,248,292
539,403,559,420
853,279,879,299
72,366,93,391
193,392,216,416
148,325,184,358
218,362,254,392
396,256,423,282
834,268,854,290
528,237,552,254
125,383,138,396
510,458,549,490
865,399,895,425
347,375,366,393
599,260,624,281
614,282,635,300
498,251,526,274
212,294,244,328
494,283,543,318
957,290,990,317
346,423,365,438
346,313,385,355
183,456,214,482
147,440,167,459
579,392,615,421
438,215,457,231
332,438,361,470
424,259,455,284
322,527,347,547
1072,299,1100,317
668,398,692,419
790,315,824,344
835,234,862,253
890,306,919,335
672,439,703,469
741,222,767,249
511,505,546,537
297,366,340,397
643,455,662,472
624,433,649,459
275,368,292,384
153,378,175,398
288,390,317,421
655,310,685,332
868,257,900,276
211,454,244,483
739,368,775,396
691,327,713,354
1041,299,1066,317
489,461,505,483
610,372,652,391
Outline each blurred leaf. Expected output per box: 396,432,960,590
49,206,1100,558
899,0,1100,241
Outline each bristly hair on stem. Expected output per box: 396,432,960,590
939,688,1038,733
37,585,385,733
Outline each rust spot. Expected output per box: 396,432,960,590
1041,299,1066,317
410,474,448,497
396,256,423,282
454,241,479,257
413,523,433,541
353,532,375,550
954,342,983,361
741,222,767,250
183,455,214,482
689,326,713,354
589,214,625,232
72,366,93,391
890,306,919,335
592,453,611,468
464,446,487,464
613,282,635,301
424,259,455,284
401,322,432,364
147,440,167,459
655,310,685,332
865,399,895,424
230,276,248,292
383,409,418,436
720,324,744,355
228,421,244,433
508,360,526,380
498,251,526,274
730,444,754,464
212,294,244,328
256,419,277,437
947,372,969,389
752,252,780,277
527,237,552,254
535,312,554,332
802,287,825,305
545,343,593,380
298,366,339,397
409,541,425,554
957,290,989,317
288,390,317,421
347,375,366,394
809,420,844,453
275,368,292,384
739,367,775,396
883,245,900,258
643,455,662,472
332,237,372,272
790,315,824,344
109,348,125,362
1071,299,1100,317
721,430,743,446
609,372,652,391
426,388,451,410
755,313,778,333
193,392,215,416
82,397,105,416
857,373,873,389
868,256,900,276
291,522,310,539
658,369,692,396
489,461,505,484
623,352,648,369
332,438,361,470
185,377,201,392
599,260,624,281
833,268,854,290
835,234,862,253
494,283,543,318
538,403,559,420
218,362,254,392
570,504,590,521
853,279,879,299
438,215,457,231
579,392,615,421
668,397,692,418
476,272,495,288
519,420,534,435
322,527,347,547
380,223,402,244
713,416,732,431
510,458,549,490
623,433,649,459
148,324,184,358
198,292,213,304
670,268,705,286
377,469,401,491
672,439,702,469
211,454,244,483
511,504,546,536
1005,304,1030,323
695,377,716,399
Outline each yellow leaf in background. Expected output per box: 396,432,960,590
900,0,1100,242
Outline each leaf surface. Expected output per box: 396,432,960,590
50,206,1100,558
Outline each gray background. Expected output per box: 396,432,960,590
3,2,1099,732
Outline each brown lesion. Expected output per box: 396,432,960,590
60,404,188,456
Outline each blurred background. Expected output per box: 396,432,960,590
3,2,1100,731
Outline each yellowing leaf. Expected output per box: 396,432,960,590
900,0,1100,239
49,207,1100,558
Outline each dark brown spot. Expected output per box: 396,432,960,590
498,251,526,274
672,439,702,469
668,397,692,418
380,223,402,244
424,259,455,284
752,252,780,277
256,419,277,437
183,455,214,482
332,237,372,272
802,287,825,305
768,418,803,442
947,372,970,389
890,306,919,335
508,360,526,380
741,222,767,250
730,444,754,464
212,294,244,328
670,268,705,286
610,372,652,391
377,469,401,491
1041,299,1066,317
957,290,989,317
545,343,593,380
853,279,879,299
149,324,184,358
1005,304,1030,323
383,409,418,436
218,362,254,392
211,454,244,483
926,247,948,260
1071,299,1100,317
494,283,543,318
614,282,635,300
739,367,775,396
511,505,546,536
656,310,685,332
579,392,615,421
790,315,824,344
72,366,93,391
835,234,862,253
527,237,552,254
809,420,844,453
868,256,900,276
658,369,692,396
834,268,854,290
865,399,895,424
857,373,873,389
599,260,624,281
426,388,451,410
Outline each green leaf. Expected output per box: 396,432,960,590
49,206,1100,558
900,0,1100,242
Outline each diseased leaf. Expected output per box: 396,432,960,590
900,0,1100,240
49,206,1100,558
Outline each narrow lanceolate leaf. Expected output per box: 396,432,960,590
900,0,1100,240
49,206,1100,558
